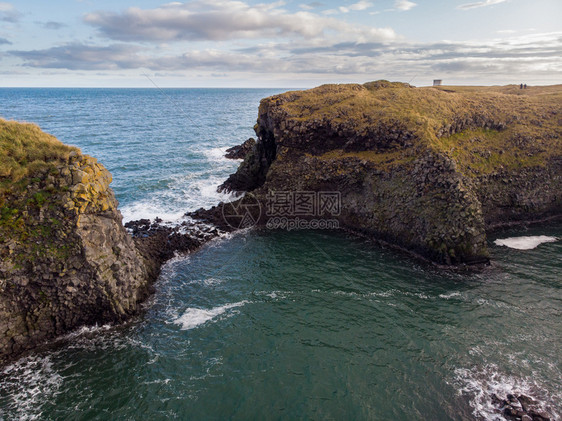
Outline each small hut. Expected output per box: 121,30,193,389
433,79,442,86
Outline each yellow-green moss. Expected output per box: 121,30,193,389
268,82,562,175
314,149,415,170
0,119,79,191
433,126,559,176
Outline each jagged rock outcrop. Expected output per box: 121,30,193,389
491,393,553,421
125,206,234,280
220,82,562,265
0,120,152,363
225,137,256,160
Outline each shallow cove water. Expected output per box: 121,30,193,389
0,89,561,420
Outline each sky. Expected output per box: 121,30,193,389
0,0,560,87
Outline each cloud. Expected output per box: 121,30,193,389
9,44,148,70
0,37,11,45
9,32,562,83
340,1,373,13
0,2,20,22
394,0,417,11
351,1,374,11
84,0,394,43
42,21,67,30
8,42,283,72
458,0,507,10
326,1,374,14
299,2,323,10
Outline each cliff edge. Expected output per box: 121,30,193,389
0,120,152,362
221,82,562,265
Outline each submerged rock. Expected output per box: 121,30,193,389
491,393,553,421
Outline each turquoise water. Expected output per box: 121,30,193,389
0,89,561,420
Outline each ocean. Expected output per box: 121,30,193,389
0,88,560,420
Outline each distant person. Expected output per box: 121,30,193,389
524,84,527,89
520,83,523,89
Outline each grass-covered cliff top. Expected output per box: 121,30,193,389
0,120,115,264
263,81,562,175
0,119,80,194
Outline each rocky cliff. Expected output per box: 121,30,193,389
221,82,562,265
0,120,152,362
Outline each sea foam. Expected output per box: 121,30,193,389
174,301,248,330
0,355,63,421
454,364,560,420
493,235,558,250
120,143,237,224
202,146,230,163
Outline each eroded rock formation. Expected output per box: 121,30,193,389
220,82,562,264
0,121,151,362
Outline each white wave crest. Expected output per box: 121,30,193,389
118,144,241,223
202,146,230,163
0,355,63,421
439,292,462,299
174,301,248,330
494,235,558,250
120,201,185,224
453,364,560,420
120,173,237,223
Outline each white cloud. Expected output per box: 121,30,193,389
327,1,373,14
395,0,417,11
10,44,148,70
458,0,508,10
349,1,374,11
10,32,562,84
85,0,394,43
299,1,323,10
0,2,20,22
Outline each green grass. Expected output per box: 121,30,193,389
265,81,562,175
0,120,82,263
0,119,79,189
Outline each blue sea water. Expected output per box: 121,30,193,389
0,89,561,420
0,88,280,221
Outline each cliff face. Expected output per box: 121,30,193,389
0,120,151,362
221,82,562,264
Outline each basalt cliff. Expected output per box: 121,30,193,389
220,82,562,265
0,120,153,362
